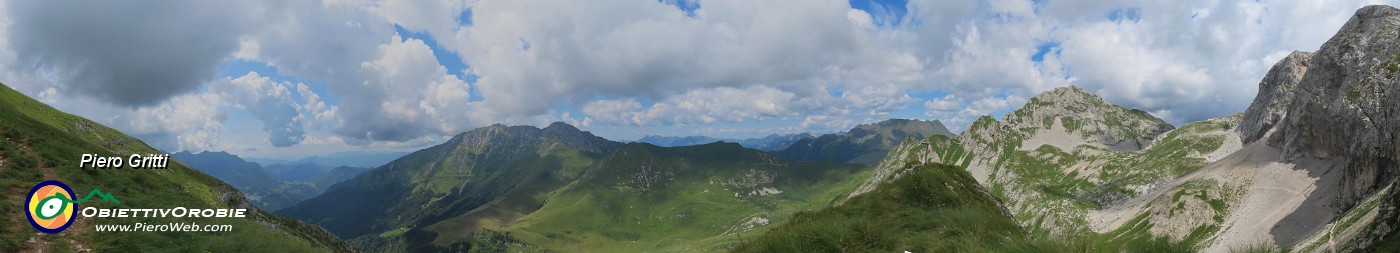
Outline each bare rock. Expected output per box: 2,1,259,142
1001,86,1174,152
1269,5,1400,207
1238,51,1313,144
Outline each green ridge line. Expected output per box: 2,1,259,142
56,189,121,204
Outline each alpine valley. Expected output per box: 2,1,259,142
5,4,1400,253
170,151,376,211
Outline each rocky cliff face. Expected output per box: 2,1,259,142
1268,5,1400,208
1239,51,1313,144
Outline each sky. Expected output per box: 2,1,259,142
0,0,1385,160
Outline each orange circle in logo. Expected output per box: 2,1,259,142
26,181,76,233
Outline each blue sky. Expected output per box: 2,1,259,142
0,0,1386,159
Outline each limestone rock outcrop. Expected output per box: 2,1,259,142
1268,5,1400,207
1238,51,1313,144
1000,86,1174,152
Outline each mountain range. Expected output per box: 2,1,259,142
4,5,1400,253
283,5,1400,252
275,120,944,251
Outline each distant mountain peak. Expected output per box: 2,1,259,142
542,122,621,154
851,119,949,133
175,150,231,156
847,118,953,143
543,121,579,132
852,118,947,130
775,118,954,166
1029,85,1098,103
203,150,236,156
449,122,621,154
994,85,1173,151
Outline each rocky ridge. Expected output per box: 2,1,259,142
844,135,970,202
1000,86,1174,152
968,5,1400,251
818,85,1218,241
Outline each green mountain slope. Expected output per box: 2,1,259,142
733,162,1024,252
468,142,866,252
0,83,352,252
280,123,874,252
842,134,973,203
279,122,624,251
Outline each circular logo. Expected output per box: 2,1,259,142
26,180,76,233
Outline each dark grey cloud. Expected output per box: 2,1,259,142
6,1,248,107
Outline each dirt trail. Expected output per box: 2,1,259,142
13,143,90,253
16,144,54,179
